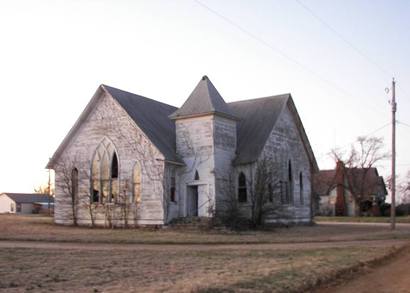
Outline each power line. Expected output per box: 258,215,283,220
365,122,392,137
397,120,410,128
316,121,391,162
295,0,410,100
294,0,393,78
193,0,386,117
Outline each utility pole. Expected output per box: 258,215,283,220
390,78,396,230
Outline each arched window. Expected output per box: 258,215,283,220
170,170,176,202
90,138,119,203
194,170,200,180
133,162,141,203
110,153,119,201
299,172,304,205
71,168,78,202
288,160,293,204
238,172,247,202
111,153,118,179
91,150,101,203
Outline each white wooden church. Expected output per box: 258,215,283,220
47,76,318,226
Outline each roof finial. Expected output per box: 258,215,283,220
202,75,208,81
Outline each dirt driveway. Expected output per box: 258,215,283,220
315,246,410,293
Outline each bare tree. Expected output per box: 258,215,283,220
249,157,280,227
330,136,389,215
399,171,410,204
101,116,171,226
34,182,55,216
117,179,134,228
55,159,80,226
216,157,280,230
55,157,104,227
216,174,247,230
34,185,54,196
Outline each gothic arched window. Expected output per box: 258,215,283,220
238,172,247,202
111,153,118,179
71,168,78,202
91,138,119,203
288,160,293,204
194,170,200,180
299,172,304,205
170,169,176,202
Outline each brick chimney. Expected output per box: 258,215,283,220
335,160,346,216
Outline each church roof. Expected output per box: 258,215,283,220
227,95,289,165
169,76,237,120
47,77,317,170
103,85,182,164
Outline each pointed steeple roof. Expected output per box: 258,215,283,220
169,76,237,120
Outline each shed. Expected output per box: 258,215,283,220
0,193,54,214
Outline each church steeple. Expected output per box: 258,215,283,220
169,76,237,120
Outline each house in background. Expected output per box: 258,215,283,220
47,76,318,227
0,193,54,214
314,161,387,216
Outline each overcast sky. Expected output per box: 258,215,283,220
0,0,409,199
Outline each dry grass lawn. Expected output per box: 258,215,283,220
0,215,409,292
315,216,410,224
1,215,410,244
0,245,399,293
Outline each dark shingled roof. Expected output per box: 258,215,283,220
346,168,387,196
105,85,298,165
169,76,236,120
228,95,289,165
103,85,182,164
48,77,317,170
313,170,337,195
314,168,388,197
3,193,54,204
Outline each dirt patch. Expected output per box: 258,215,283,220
314,246,410,293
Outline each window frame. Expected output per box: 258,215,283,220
90,138,120,204
238,172,247,203
170,170,176,203
288,160,293,205
299,172,304,205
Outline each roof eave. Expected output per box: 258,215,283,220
286,96,319,172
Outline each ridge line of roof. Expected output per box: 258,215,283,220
103,84,291,110
227,93,290,105
102,84,178,109
204,80,215,112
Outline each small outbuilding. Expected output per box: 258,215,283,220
0,193,54,214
